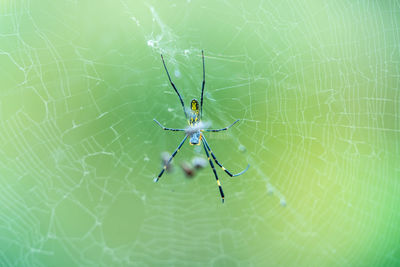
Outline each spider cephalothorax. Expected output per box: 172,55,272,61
153,50,249,203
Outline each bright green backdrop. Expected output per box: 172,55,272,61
0,0,399,266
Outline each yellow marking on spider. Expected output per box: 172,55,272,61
163,166,167,169
217,180,221,186
191,99,199,115
222,167,226,171
191,101,197,110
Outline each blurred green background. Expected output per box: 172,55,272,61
0,0,399,266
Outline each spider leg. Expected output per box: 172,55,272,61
161,54,188,119
153,119,185,131
200,50,205,119
203,141,225,203
154,135,188,182
203,136,250,177
204,119,239,132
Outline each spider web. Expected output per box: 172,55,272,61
0,0,399,266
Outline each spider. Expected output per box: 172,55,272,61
153,50,249,203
